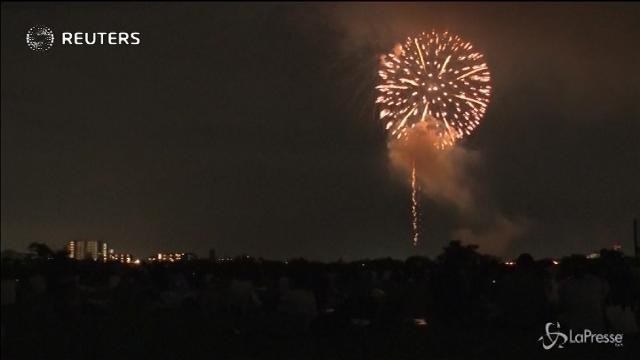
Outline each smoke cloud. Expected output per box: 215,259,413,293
388,124,479,211
388,123,528,255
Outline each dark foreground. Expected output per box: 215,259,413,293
2,242,639,359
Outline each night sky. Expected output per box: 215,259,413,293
2,3,639,260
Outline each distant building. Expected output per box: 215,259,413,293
148,252,195,263
67,241,75,259
110,253,133,263
86,241,98,260
67,240,108,261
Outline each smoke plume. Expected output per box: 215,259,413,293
389,123,528,255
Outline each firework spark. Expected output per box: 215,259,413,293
376,31,491,149
411,160,419,246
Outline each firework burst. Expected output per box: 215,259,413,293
378,31,491,246
376,31,491,149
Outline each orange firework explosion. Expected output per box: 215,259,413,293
376,31,491,149
378,31,492,246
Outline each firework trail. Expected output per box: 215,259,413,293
411,159,419,246
376,31,491,246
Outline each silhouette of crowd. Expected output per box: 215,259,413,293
2,241,639,359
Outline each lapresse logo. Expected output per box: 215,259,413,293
538,322,624,350
26,25,141,52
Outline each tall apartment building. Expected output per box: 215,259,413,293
67,240,108,261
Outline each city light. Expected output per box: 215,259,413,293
149,252,187,263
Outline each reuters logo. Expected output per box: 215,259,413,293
26,26,55,52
